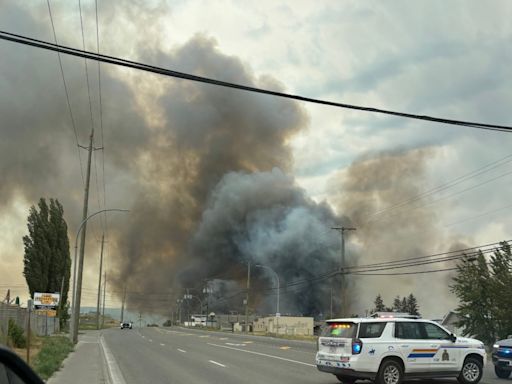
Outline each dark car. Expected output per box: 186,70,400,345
492,337,512,378
120,321,133,329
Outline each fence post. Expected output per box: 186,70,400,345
26,300,32,365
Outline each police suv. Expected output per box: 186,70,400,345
316,313,486,384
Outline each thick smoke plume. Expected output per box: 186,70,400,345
329,149,460,316
1,3,461,318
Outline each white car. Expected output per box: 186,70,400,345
316,314,486,384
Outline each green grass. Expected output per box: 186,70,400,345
32,336,74,380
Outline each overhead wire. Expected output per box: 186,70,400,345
364,152,512,222
45,0,85,184
0,30,511,133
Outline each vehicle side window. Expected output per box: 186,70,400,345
358,322,386,338
395,322,423,339
422,323,450,340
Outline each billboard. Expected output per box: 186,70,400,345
34,292,60,309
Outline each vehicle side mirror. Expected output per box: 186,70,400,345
0,346,44,383
450,333,457,342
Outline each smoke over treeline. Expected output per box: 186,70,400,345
1,2,459,317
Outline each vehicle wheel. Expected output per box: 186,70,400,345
458,357,483,384
495,366,511,379
376,359,403,384
335,375,356,384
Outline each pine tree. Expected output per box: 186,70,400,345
400,297,408,312
393,296,401,311
373,294,385,312
406,294,420,316
23,198,71,327
451,251,496,346
488,242,512,339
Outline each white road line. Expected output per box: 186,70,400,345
160,343,165,346
100,335,127,384
177,348,187,353
207,343,315,367
208,360,226,367
148,339,153,342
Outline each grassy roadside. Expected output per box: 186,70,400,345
32,336,74,380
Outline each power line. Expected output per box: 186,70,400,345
45,0,85,184
444,203,512,227
77,1,96,139
1,30,511,133
364,152,512,221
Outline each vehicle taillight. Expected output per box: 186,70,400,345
352,339,363,355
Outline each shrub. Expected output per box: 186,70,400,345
8,319,26,348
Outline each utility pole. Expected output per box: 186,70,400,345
101,271,106,329
332,226,356,318
71,129,94,344
120,285,127,323
96,234,105,330
245,262,250,333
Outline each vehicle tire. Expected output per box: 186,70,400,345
458,357,483,384
494,366,511,379
335,375,356,384
376,359,403,384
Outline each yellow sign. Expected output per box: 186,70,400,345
35,309,57,317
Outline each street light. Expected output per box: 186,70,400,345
255,264,280,317
70,208,129,343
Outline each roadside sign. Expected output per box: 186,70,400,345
34,292,60,309
35,309,57,317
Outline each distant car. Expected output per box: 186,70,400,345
492,337,512,378
120,321,133,329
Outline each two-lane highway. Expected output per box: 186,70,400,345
101,327,505,384
102,326,331,384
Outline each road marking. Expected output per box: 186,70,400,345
244,341,253,344
199,335,210,338
177,348,187,353
207,343,315,367
226,343,246,347
280,346,291,350
160,343,165,346
208,360,226,367
148,339,153,342
100,335,127,384
219,337,228,340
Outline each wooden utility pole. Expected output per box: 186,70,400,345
332,227,356,318
71,129,94,344
96,234,105,330
120,285,127,323
245,262,250,333
101,271,106,329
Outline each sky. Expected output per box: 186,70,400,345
1,0,511,319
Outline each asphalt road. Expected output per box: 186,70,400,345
101,327,508,384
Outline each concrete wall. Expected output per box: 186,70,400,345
253,316,314,336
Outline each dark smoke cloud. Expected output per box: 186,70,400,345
328,148,460,316
187,169,341,315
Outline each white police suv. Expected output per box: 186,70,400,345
316,313,486,384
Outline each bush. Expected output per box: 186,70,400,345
33,336,74,380
8,319,26,348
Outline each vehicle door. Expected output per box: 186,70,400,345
317,322,356,369
395,322,437,373
422,322,459,372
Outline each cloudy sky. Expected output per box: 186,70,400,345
1,0,511,317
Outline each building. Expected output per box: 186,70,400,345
253,316,314,336
441,311,465,336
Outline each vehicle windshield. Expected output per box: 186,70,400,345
321,322,357,338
